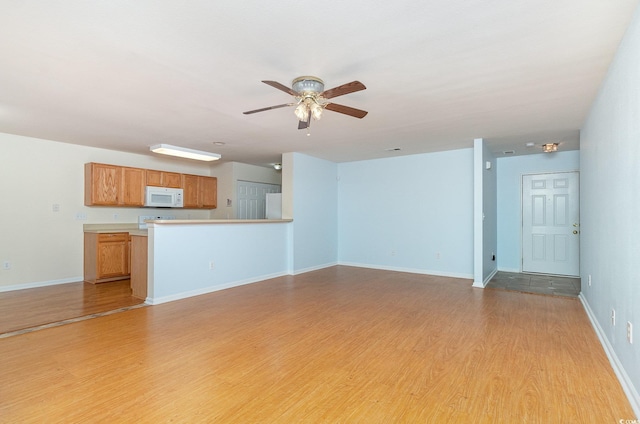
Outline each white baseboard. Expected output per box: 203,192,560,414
579,293,640,418
0,276,83,292
472,268,498,288
338,261,473,280
292,261,338,276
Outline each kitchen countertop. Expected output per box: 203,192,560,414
149,219,292,225
83,223,147,236
83,219,292,234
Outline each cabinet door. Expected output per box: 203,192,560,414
182,174,200,208
146,170,163,187
163,172,182,188
146,170,182,188
121,167,145,206
97,234,129,279
199,176,217,209
85,163,120,205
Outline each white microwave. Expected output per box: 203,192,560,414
144,186,184,208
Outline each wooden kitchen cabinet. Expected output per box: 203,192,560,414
85,163,146,206
182,174,217,209
182,174,199,208
121,166,146,206
146,170,181,188
199,176,217,208
130,235,148,300
84,232,130,284
85,163,120,205
86,162,216,209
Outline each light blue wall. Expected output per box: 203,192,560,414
290,153,339,273
580,4,640,413
337,149,474,278
148,222,291,304
496,151,580,272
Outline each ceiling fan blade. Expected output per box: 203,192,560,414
321,81,366,99
243,103,293,115
262,80,300,96
324,103,368,119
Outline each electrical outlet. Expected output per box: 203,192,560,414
628,322,633,344
113,213,119,221
391,250,396,256
52,203,60,212
611,309,616,326
209,261,215,270
75,212,87,220
2,261,10,270
435,252,441,260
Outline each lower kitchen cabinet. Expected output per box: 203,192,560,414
84,232,130,283
130,235,148,300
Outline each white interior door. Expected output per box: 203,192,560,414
236,181,281,219
522,171,580,276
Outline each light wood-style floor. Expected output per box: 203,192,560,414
0,266,634,422
0,279,144,334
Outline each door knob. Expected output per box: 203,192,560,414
573,230,578,234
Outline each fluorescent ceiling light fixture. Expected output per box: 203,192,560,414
542,143,559,153
150,144,221,161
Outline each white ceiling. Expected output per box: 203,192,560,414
1,1,638,167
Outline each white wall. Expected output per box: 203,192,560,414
209,162,235,219
580,4,640,414
496,151,580,272
209,161,282,219
0,133,214,289
288,152,339,273
337,149,474,278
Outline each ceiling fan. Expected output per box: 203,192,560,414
243,76,367,130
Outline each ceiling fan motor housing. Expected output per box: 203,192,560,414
292,76,324,94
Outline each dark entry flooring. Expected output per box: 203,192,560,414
486,271,581,298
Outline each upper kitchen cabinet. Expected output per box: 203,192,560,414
182,174,217,209
85,163,121,205
85,162,217,209
199,176,217,209
85,163,146,206
121,166,146,206
146,170,181,188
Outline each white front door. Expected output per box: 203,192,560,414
522,171,580,276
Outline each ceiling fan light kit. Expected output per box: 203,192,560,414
243,76,368,131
